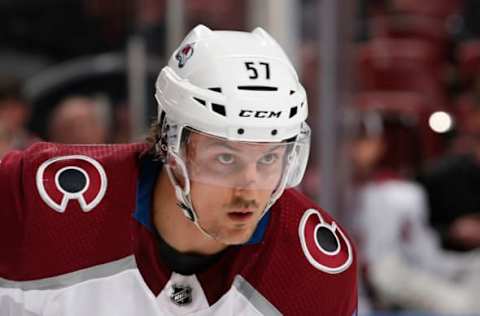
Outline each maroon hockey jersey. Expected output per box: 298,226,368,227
0,142,357,315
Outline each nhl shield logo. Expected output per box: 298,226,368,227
169,284,192,306
175,43,195,68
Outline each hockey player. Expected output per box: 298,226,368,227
0,25,357,315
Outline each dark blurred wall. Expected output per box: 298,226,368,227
0,0,130,61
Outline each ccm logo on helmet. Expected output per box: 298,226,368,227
299,208,353,274
36,155,107,213
239,110,282,118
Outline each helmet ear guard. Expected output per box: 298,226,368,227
164,150,196,222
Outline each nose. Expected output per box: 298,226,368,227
236,162,259,189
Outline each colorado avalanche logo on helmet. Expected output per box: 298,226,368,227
175,43,195,68
36,155,107,213
299,208,353,274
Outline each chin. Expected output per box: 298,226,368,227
221,237,250,246
220,228,255,245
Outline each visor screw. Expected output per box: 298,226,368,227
237,128,245,135
271,129,278,136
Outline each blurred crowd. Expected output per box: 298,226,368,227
2,0,480,314
344,0,480,314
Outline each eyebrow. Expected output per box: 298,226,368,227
205,141,239,152
205,141,284,153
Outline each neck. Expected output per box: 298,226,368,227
152,167,228,256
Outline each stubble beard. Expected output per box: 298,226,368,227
201,218,257,245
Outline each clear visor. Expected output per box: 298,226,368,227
170,127,309,191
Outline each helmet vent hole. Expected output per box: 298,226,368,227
290,90,296,95
271,129,278,136
301,102,304,108
237,128,245,135
208,87,222,93
193,97,206,106
289,106,298,118
211,103,226,116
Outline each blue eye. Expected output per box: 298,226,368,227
259,153,279,165
217,153,235,164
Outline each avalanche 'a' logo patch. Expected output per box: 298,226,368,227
298,208,353,274
175,42,195,68
36,155,107,213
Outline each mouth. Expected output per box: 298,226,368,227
227,210,255,222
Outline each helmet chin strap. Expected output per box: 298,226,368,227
164,154,217,241
164,150,292,243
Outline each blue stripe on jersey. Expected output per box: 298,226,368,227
246,210,270,244
133,155,269,244
133,156,160,232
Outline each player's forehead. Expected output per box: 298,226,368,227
187,130,287,154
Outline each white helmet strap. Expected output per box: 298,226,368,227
164,155,218,240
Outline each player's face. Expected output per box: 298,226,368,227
185,132,287,245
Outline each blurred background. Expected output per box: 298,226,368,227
2,0,480,315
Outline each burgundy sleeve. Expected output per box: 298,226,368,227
0,150,25,278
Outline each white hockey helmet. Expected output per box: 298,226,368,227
154,25,310,230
